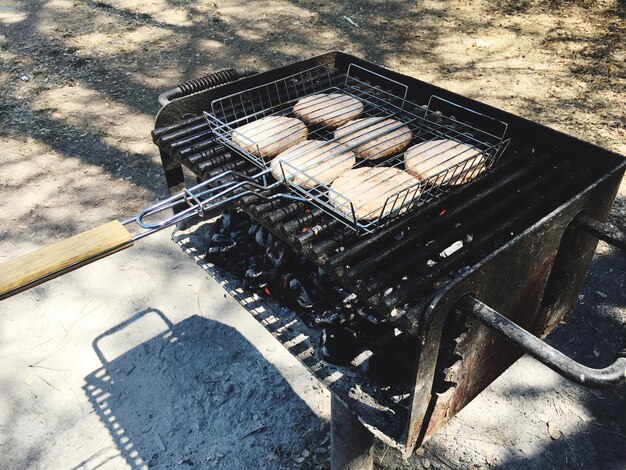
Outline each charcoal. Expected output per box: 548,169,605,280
233,235,254,258
205,234,237,263
204,209,392,356
248,224,261,238
309,304,354,327
220,209,236,233
230,229,247,241
311,309,343,327
289,278,313,309
266,242,287,269
355,307,382,325
321,326,359,365
244,263,269,291
266,273,295,306
310,270,334,303
254,226,273,248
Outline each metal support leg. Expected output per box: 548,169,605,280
158,148,198,230
331,395,375,470
159,149,186,196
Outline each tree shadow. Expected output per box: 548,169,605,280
2,0,622,223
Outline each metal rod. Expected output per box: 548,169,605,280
177,137,221,159
459,296,626,387
572,214,626,251
326,149,530,269
343,156,548,281
152,116,207,144
168,129,213,152
381,166,575,307
356,161,566,294
290,218,342,251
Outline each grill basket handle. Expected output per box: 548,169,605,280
0,221,133,301
158,68,259,106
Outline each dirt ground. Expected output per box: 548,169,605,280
0,0,625,468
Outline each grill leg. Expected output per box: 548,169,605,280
159,148,185,196
159,148,189,216
331,395,375,470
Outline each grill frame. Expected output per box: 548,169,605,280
404,166,624,452
153,51,626,456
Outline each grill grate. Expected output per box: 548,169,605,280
204,64,510,234
152,64,598,328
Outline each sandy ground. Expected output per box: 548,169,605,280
0,0,625,468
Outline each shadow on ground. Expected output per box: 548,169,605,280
81,308,326,469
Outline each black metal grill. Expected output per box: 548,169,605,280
152,52,626,458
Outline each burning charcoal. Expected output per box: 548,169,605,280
321,326,359,365
266,273,314,311
289,277,313,309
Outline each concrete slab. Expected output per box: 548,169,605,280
0,229,330,469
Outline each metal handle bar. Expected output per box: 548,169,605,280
458,214,626,388
458,295,626,387
158,68,259,106
123,168,307,240
572,213,626,252
134,170,271,227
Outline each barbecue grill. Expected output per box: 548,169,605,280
1,51,625,469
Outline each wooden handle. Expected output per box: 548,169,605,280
0,221,133,300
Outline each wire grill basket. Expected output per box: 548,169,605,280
204,64,510,234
